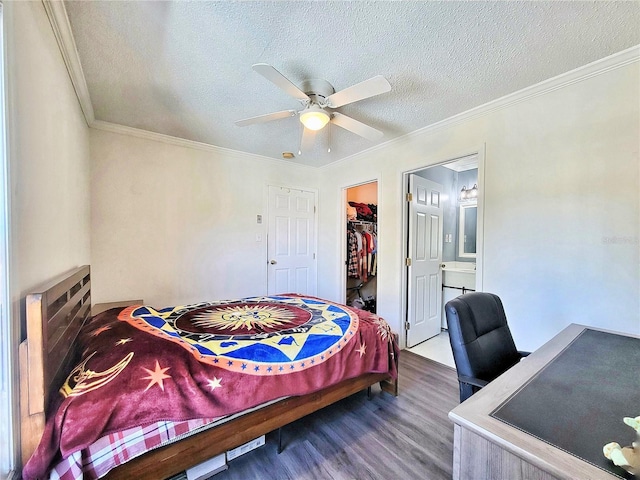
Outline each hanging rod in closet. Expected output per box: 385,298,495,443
348,219,376,225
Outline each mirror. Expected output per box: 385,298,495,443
459,202,477,258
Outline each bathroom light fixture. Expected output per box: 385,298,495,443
299,105,330,131
460,184,478,201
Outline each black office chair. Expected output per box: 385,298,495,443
445,292,529,403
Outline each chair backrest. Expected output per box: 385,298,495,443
445,292,521,383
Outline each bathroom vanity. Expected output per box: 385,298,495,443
441,262,476,328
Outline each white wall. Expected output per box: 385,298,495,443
3,0,91,471
318,58,640,351
5,1,91,299
90,129,318,307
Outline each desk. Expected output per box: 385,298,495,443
448,324,639,480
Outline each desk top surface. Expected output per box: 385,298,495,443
491,329,639,479
449,324,640,480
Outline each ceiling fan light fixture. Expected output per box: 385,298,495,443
299,105,330,131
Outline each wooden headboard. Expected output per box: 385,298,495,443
19,265,91,465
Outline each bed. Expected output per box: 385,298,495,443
20,265,399,479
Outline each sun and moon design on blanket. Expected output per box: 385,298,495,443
61,296,373,397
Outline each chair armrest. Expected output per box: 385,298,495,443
458,375,489,388
518,351,531,357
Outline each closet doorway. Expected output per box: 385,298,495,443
345,182,378,314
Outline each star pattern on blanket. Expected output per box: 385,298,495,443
141,361,171,392
206,377,222,391
115,338,132,346
356,342,367,357
91,325,112,337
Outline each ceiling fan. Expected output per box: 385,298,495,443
235,64,391,154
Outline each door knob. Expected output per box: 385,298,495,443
270,260,277,265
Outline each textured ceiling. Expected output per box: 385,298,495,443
63,1,640,167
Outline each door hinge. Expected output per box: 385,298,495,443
405,321,411,330
405,257,412,266
406,192,413,202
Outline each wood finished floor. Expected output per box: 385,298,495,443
213,351,459,480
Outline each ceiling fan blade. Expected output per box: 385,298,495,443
326,75,391,108
252,64,310,102
235,109,297,127
331,112,384,141
299,126,317,155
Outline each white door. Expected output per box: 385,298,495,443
407,175,443,347
267,186,317,295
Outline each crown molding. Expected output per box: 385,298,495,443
43,0,638,169
42,0,95,125
322,44,640,170
91,121,315,169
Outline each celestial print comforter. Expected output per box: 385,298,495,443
23,294,398,479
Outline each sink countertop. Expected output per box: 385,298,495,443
441,261,476,273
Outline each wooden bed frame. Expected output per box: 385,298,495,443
20,265,398,479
